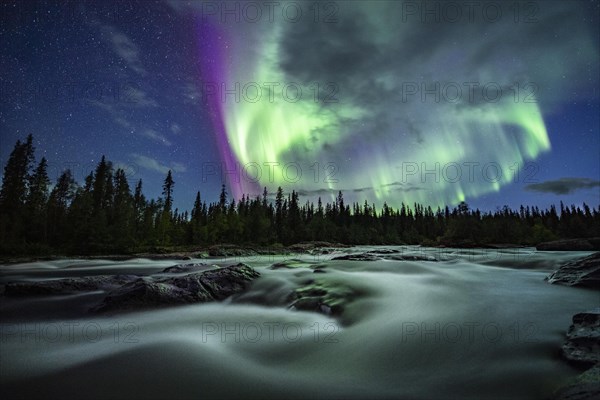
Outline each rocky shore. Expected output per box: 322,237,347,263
537,238,600,251
546,253,600,399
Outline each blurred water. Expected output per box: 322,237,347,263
0,247,596,399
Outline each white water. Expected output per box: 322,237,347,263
0,247,596,399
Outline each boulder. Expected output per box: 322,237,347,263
3,275,137,296
160,263,209,274
537,238,600,251
561,310,600,366
2,263,261,314
269,259,327,271
288,279,359,318
554,310,600,400
94,263,260,313
545,253,600,288
553,364,600,400
332,253,382,261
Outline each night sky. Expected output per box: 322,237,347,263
1,0,598,213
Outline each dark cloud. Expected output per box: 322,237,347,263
525,178,600,195
296,188,336,196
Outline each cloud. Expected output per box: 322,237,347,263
131,154,187,174
296,188,336,196
140,129,172,146
525,178,600,195
101,25,147,76
93,103,169,146
127,86,159,108
182,82,201,105
170,123,181,134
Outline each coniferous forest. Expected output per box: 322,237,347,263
1,135,598,256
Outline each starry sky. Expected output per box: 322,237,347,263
1,0,598,213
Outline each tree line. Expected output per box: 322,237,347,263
1,135,598,255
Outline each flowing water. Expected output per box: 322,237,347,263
0,247,596,399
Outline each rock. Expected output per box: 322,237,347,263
553,364,600,400
332,253,382,261
561,310,600,366
3,275,137,296
545,253,600,288
332,251,437,262
160,263,209,274
554,311,600,400
132,252,194,260
268,259,327,271
2,263,261,314
94,263,260,313
312,265,327,273
208,244,257,257
288,279,359,317
537,238,600,251
388,254,437,261
287,241,350,253
269,259,308,269
366,249,400,254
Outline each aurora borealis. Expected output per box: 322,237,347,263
195,0,597,208
1,0,598,211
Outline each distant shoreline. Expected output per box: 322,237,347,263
2,239,598,265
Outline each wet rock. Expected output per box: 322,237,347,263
287,241,350,254
3,275,137,296
554,310,600,400
312,265,327,273
269,259,308,269
553,364,600,400
561,310,600,366
288,279,358,317
208,244,257,257
388,254,437,261
366,249,400,254
132,253,194,260
160,263,209,274
333,251,437,262
94,263,260,313
332,253,382,261
2,263,261,313
269,259,327,271
537,238,600,251
546,253,600,288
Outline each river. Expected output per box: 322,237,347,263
0,246,596,399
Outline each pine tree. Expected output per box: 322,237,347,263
111,168,134,249
25,157,51,243
0,134,35,245
219,184,227,212
132,179,146,243
162,170,175,213
47,169,76,247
